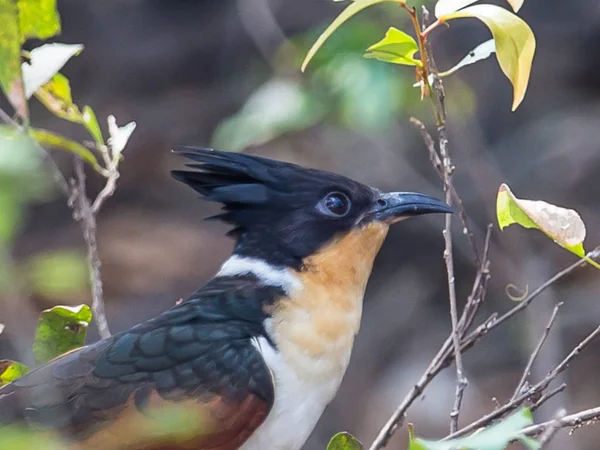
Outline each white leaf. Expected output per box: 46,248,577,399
107,116,136,158
443,39,496,76
22,43,84,99
413,39,495,88
435,0,478,17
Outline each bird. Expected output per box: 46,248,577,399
0,148,451,450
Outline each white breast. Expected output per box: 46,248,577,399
242,336,350,450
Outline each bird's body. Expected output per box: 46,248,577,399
0,149,449,449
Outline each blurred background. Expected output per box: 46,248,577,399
2,0,600,448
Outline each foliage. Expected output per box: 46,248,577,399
0,360,29,386
33,304,92,365
496,184,600,269
408,409,539,450
302,0,536,110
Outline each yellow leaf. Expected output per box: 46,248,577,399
496,184,600,269
440,5,535,110
301,0,405,72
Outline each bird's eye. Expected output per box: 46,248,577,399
317,192,352,217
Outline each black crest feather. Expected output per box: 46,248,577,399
171,147,376,267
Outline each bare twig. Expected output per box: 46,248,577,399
531,383,567,411
367,227,493,450
520,406,600,437
72,159,111,339
414,7,467,433
446,324,600,439
369,246,597,449
511,302,563,401
457,224,492,336
460,247,600,353
537,409,567,447
91,145,119,214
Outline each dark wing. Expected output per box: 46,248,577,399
0,276,279,450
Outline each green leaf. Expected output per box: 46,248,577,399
409,408,539,450
82,105,104,146
24,250,88,298
107,115,136,159
301,0,405,72
327,432,364,450
22,43,83,98
497,183,600,269
33,304,92,365
34,73,83,122
439,5,535,111
0,0,27,120
17,0,61,42
29,128,101,171
0,360,30,385
364,27,422,66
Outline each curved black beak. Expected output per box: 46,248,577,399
365,191,452,224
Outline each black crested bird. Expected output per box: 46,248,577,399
0,148,451,450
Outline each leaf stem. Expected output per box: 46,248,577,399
421,18,443,39
401,4,431,97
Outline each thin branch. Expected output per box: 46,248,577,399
367,227,492,450
72,159,111,339
511,302,563,401
446,324,600,439
91,145,119,214
460,246,600,353
531,383,567,412
537,409,567,448
415,7,467,433
521,406,600,437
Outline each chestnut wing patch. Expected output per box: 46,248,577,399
0,277,279,449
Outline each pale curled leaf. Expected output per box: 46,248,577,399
442,39,495,76
364,27,421,66
413,39,495,87
409,408,539,450
107,115,136,159
435,0,525,16
434,0,478,17
301,0,405,72
497,183,589,258
439,5,535,110
0,324,4,335
22,43,83,98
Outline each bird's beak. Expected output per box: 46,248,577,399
364,191,452,224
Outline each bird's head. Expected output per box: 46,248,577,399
172,147,451,272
